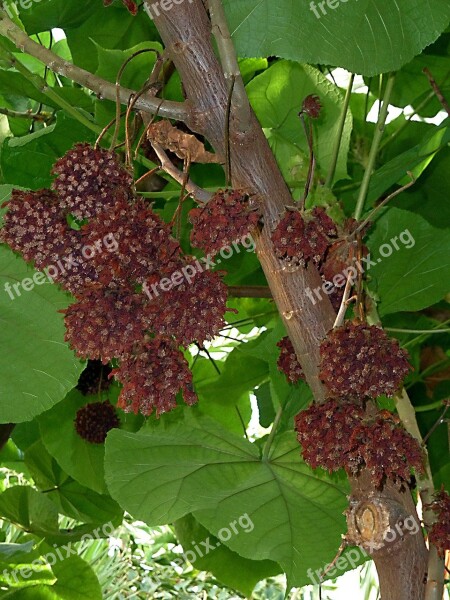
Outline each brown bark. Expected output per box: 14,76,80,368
145,1,430,598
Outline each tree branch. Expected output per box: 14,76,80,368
207,0,252,132
0,10,188,122
144,0,336,402
151,142,212,202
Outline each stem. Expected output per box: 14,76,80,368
207,0,251,132
262,406,283,460
0,10,188,121
6,53,103,135
394,388,445,600
0,107,52,121
354,72,396,221
325,73,354,187
152,142,213,202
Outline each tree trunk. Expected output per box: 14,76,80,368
144,1,429,597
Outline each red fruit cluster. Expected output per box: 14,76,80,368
103,0,138,15
295,400,423,486
74,400,120,444
271,207,337,266
276,336,305,384
76,360,113,396
295,399,364,471
82,197,182,287
189,189,260,256
301,95,322,119
0,189,66,267
151,268,230,346
64,289,152,362
428,490,450,557
52,143,133,220
1,142,234,417
319,322,411,400
112,339,197,416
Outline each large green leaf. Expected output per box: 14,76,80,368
37,390,110,495
1,113,96,189
224,0,450,76
174,514,282,597
0,246,83,424
24,439,123,525
0,486,94,545
246,62,352,185
364,120,450,210
193,349,267,434
367,208,450,315
104,409,349,587
2,556,102,600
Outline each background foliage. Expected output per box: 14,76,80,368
0,0,449,597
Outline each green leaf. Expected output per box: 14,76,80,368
0,486,99,545
37,390,109,495
0,246,83,424
366,207,450,315
246,62,352,185
104,409,349,587
254,383,275,429
193,349,268,434
24,440,122,525
391,146,450,229
174,514,282,597
224,0,450,76
364,120,450,209
0,541,34,559
1,113,96,189
50,556,102,600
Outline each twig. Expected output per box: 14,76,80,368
352,171,416,234
354,72,396,221
207,0,252,133
227,286,273,299
422,402,449,445
0,10,188,121
151,142,213,202
112,48,160,151
0,107,52,122
325,73,355,187
262,406,283,460
423,67,450,116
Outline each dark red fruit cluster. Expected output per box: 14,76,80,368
151,268,230,346
1,142,234,417
347,415,424,487
0,189,66,267
74,400,120,443
82,197,182,287
428,490,450,557
112,339,197,416
189,189,260,256
64,289,152,362
76,360,113,396
277,336,305,384
295,399,365,471
271,207,337,266
301,95,322,119
319,322,411,400
52,143,133,220
295,400,423,486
